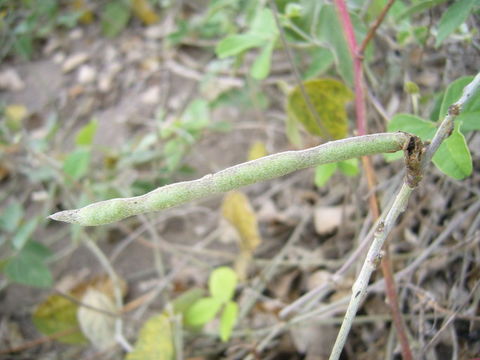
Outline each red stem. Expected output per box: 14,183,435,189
333,1,413,360
334,0,366,135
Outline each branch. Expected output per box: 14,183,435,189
49,133,410,226
328,72,480,360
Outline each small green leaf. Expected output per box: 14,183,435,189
314,163,337,187
5,251,52,288
251,41,275,80
250,8,278,39
63,148,91,180
338,158,359,176
12,218,38,250
101,1,131,37
75,118,98,146
215,34,265,58
172,288,205,315
209,267,237,302
285,3,304,18
184,297,223,327
164,139,186,172
432,123,472,180
0,202,23,232
220,301,238,342
182,99,210,131
435,0,476,47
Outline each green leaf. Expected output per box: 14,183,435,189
457,112,480,132
184,297,223,327
432,123,472,179
12,218,38,250
314,163,337,187
101,1,131,37
14,34,33,60
209,267,237,302
0,202,23,232
286,78,353,139
63,148,91,180
388,114,437,138
22,240,52,261
395,0,448,22
251,41,275,80
182,99,210,132
164,139,186,172
172,288,205,315
435,0,476,47
5,251,52,288
385,113,436,161
316,5,353,86
303,47,334,80
250,8,278,39
33,294,87,344
216,34,265,58
75,118,98,146
220,301,238,342
338,158,359,176
126,314,175,360
439,76,477,120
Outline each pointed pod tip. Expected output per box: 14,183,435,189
48,210,78,224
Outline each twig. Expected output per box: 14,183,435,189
49,133,411,226
238,213,310,321
328,73,480,360
358,0,396,55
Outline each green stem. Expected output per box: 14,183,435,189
50,133,410,226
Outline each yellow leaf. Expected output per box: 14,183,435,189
33,295,87,344
222,191,261,253
5,104,28,131
286,78,353,140
234,250,252,282
247,141,268,161
126,314,175,360
77,288,117,350
130,0,159,25
72,0,94,24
